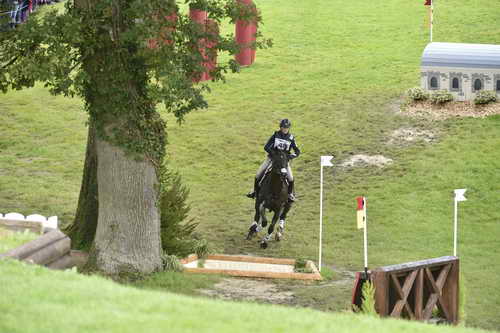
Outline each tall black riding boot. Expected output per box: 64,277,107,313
288,180,296,202
246,178,260,199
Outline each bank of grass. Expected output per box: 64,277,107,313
0,229,39,253
1,0,499,330
0,259,491,333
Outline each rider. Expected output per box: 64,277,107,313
246,119,300,202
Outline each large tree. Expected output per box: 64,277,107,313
0,0,269,274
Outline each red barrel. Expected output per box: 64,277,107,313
235,0,257,66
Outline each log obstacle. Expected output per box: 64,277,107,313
0,229,75,270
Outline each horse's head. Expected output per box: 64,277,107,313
270,150,289,177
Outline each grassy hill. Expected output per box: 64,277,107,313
0,0,499,330
0,259,491,333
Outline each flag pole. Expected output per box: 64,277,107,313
318,163,324,272
453,195,458,256
453,189,467,257
318,156,334,272
363,198,368,278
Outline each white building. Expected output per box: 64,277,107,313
421,42,500,101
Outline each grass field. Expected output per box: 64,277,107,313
0,0,499,330
0,259,491,333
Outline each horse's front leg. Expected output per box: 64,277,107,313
246,200,264,240
260,208,281,249
276,202,291,241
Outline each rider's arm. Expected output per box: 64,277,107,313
264,133,276,154
290,138,300,158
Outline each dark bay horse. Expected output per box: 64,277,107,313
246,150,293,249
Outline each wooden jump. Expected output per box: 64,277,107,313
371,256,459,324
181,254,322,281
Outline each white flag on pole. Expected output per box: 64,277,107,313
321,156,334,167
454,189,467,202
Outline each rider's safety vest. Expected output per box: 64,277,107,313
264,131,301,157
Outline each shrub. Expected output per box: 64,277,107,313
407,87,429,101
159,163,210,259
360,281,377,316
474,90,497,105
429,90,453,104
161,254,183,272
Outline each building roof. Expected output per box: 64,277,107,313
421,42,500,69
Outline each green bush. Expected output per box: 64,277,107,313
360,281,377,316
429,90,453,104
407,87,429,101
474,91,496,105
159,164,210,258
161,254,183,272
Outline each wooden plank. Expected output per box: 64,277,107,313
206,254,296,266
376,256,458,274
0,219,43,234
414,269,424,320
184,267,322,280
0,230,67,260
423,293,439,319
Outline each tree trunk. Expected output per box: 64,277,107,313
92,137,162,274
65,123,99,249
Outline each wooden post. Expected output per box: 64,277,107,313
441,259,459,324
372,270,389,316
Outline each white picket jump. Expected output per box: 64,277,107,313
0,212,58,230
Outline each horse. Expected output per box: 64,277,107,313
246,150,293,249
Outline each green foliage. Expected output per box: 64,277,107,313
473,91,497,105
161,254,184,272
159,164,212,258
360,281,377,316
407,87,429,101
294,258,313,273
429,90,454,104
193,239,211,258
0,0,272,163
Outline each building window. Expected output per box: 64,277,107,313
430,77,438,89
450,77,460,91
497,80,500,91
474,79,482,91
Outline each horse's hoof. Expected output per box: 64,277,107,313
260,241,268,249
275,232,282,242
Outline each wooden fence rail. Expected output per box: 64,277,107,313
371,256,459,324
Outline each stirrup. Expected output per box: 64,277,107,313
246,191,256,199
288,193,296,202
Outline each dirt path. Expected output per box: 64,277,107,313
198,266,356,311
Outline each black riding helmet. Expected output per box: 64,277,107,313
280,119,291,128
